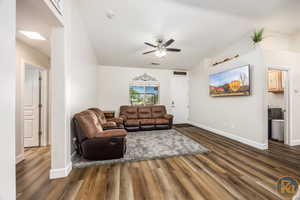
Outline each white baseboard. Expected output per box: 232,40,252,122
16,153,24,164
49,162,72,179
189,121,268,150
290,140,300,146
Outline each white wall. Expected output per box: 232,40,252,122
15,40,50,163
97,66,174,114
68,0,99,153
51,27,70,179
263,50,300,145
189,48,268,149
267,92,284,108
69,0,99,116
260,32,300,145
260,32,292,52
0,0,16,199
189,30,300,148
50,0,99,178
290,33,300,53
209,32,253,65
211,31,294,63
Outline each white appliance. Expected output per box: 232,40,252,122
272,119,284,141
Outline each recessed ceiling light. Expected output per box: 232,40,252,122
19,31,46,40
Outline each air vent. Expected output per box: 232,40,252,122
151,62,160,66
173,71,187,76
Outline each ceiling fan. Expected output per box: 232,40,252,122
143,39,181,58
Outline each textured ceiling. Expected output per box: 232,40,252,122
16,0,300,69
79,0,300,69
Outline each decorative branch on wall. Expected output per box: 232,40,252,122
212,54,239,67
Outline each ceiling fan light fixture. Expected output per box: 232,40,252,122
143,38,180,56
155,49,166,58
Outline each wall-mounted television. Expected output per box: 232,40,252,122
209,65,250,97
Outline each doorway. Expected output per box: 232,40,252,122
267,67,290,145
22,62,49,148
170,73,189,124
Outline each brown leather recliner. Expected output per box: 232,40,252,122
72,110,127,161
119,105,173,131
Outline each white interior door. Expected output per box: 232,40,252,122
24,65,40,147
171,74,189,124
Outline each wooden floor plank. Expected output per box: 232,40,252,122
16,125,300,200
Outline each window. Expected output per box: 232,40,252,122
130,73,159,105
129,86,159,105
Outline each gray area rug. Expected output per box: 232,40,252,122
73,129,209,168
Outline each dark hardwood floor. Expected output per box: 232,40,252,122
16,125,300,200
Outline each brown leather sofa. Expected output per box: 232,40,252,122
88,108,124,130
119,105,173,131
72,109,127,161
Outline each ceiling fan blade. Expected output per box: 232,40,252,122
144,42,157,48
163,39,175,47
166,48,181,52
143,50,156,55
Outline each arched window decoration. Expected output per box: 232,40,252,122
129,73,160,105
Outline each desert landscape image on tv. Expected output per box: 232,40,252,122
209,65,250,97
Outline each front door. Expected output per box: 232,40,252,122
23,65,40,147
170,74,189,124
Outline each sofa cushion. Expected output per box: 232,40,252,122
125,119,140,126
108,117,124,126
75,110,103,138
138,107,152,119
151,106,166,119
140,119,155,125
102,121,117,128
126,107,138,119
155,118,169,125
